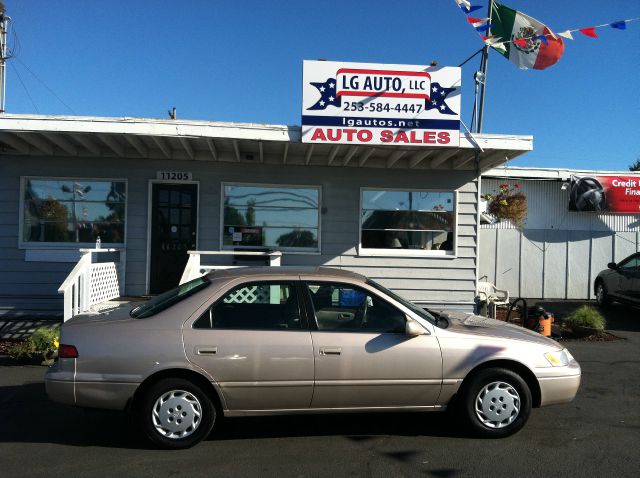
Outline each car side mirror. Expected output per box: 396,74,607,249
608,262,617,270
406,319,427,336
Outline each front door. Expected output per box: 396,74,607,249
301,280,443,409
149,182,198,294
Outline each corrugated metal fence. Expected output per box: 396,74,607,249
479,178,640,299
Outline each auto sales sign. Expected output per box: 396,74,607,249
302,60,461,147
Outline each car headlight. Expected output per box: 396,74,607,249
544,348,573,367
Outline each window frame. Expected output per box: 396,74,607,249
220,181,322,254
192,280,309,331
19,176,128,250
358,187,458,257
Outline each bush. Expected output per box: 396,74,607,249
564,306,606,332
8,325,60,360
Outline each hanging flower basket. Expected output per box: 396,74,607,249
483,184,528,229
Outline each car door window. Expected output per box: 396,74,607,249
304,282,406,333
618,256,640,271
193,282,301,330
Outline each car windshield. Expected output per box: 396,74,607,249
130,276,211,319
366,279,436,325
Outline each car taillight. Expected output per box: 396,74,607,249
58,344,78,358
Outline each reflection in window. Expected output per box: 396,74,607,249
361,190,455,251
193,282,301,330
223,184,320,251
305,282,406,333
22,178,126,244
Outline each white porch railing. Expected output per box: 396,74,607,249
179,250,282,285
58,248,125,321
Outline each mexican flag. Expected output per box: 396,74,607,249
489,1,564,70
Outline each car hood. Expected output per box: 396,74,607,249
433,309,560,348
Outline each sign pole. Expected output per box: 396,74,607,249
477,0,493,133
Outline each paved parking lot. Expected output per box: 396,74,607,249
1,302,639,478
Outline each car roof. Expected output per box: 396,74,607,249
204,266,367,283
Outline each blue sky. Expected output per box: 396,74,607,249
4,0,639,170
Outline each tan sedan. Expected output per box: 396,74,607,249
45,268,581,448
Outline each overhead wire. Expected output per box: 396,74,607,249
13,57,77,115
7,26,77,115
9,61,39,113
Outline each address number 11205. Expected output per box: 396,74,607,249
156,171,193,181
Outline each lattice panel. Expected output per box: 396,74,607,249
89,263,121,306
224,285,271,304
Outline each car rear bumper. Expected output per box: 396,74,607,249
45,362,138,411
538,362,581,406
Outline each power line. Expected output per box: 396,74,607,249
13,56,76,115
9,60,38,113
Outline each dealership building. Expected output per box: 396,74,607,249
0,61,637,319
0,111,533,317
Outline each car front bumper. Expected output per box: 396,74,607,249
537,360,581,406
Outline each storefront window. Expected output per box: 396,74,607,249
222,184,320,251
22,178,126,245
360,189,455,253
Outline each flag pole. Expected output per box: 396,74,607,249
0,2,9,113
476,0,492,133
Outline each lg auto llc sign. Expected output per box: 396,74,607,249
301,60,461,147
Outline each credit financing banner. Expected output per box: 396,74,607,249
568,175,640,213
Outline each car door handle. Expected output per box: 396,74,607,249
320,347,342,356
195,346,217,355
338,313,352,319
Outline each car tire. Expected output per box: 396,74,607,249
140,378,216,449
461,368,532,438
595,281,610,308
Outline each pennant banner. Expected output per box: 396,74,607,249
452,1,639,70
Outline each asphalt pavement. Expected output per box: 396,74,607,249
1,301,639,478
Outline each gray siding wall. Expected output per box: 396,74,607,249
0,154,479,316
479,178,640,299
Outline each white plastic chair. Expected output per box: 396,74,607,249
477,281,510,319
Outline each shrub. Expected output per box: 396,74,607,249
8,325,60,360
564,306,606,332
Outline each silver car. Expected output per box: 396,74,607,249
45,268,581,449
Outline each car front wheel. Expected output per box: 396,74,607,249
595,281,610,307
140,378,216,449
461,368,532,438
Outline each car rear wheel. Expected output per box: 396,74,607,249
461,368,532,438
140,378,216,449
595,281,610,307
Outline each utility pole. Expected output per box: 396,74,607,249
0,1,10,113
476,0,493,133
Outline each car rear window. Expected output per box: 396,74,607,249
130,276,211,319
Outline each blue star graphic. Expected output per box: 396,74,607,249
424,83,457,115
307,78,341,110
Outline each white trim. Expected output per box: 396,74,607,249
145,179,200,294
357,187,458,258
484,166,640,180
0,114,532,152
18,176,128,250
220,181,322,254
